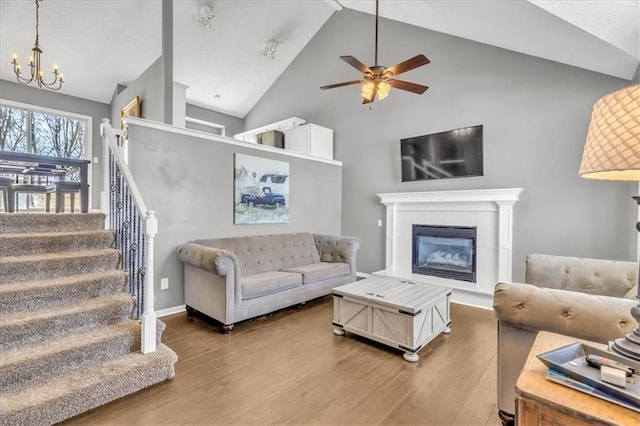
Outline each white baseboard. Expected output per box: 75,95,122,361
156,305,186,318
449,290,494,311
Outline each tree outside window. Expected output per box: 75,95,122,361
1,106,85,159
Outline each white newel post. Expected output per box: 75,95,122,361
141,210,158,354
100,119,111,227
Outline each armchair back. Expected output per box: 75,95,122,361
525,254,637,298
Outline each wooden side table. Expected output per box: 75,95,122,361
515,331,639,425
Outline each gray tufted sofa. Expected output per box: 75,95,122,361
493,254,638,424
178,233,359,332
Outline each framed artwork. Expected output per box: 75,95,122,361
234,153,289,224
120,96,141,129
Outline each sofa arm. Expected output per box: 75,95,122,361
493,282,637,344
177,243,238,277
313,234,360,276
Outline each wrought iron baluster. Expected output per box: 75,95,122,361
101,119,155,351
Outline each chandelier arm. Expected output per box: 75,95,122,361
14,73,35,85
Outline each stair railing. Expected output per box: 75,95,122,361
100,118,156,354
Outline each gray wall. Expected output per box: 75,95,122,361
111,57,165,126
244,9,636,281
126,122,342,310
186,103,245,137
0,79,110,209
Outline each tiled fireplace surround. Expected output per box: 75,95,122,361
376,188,524,309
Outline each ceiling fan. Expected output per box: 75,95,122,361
320,0,430,104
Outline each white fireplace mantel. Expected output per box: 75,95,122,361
377,188,524,309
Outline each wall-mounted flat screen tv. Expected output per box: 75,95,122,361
401,125,483,182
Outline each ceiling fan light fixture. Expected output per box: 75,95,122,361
377,81,391,100
361,81,375,100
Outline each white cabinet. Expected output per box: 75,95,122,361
284,124,333,160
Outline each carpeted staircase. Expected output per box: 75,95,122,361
0,213,178,426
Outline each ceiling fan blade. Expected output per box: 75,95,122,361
385,54,430,76
320,80,363,90
392,79,429,94
340,56,372,74
363,85,377,104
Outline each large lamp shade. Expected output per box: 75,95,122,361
579,84,640,181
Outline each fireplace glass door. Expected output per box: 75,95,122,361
412,225,477,282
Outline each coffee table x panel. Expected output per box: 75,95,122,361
332,276,452,362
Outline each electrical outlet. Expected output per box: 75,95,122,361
160,278,169,290
377,219,382,227
93,156,99,164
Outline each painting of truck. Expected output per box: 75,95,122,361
234,154,289,224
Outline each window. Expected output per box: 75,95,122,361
1,104,86,159
0,101,91,211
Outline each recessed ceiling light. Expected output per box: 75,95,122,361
213,94,221,101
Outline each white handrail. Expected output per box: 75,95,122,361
100,119,148,214
100,118,157,354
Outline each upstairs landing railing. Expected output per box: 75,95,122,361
100,118,157,354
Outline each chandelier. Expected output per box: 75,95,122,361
10,0,64,90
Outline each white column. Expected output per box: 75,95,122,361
385,203,396,272
496,201,516,282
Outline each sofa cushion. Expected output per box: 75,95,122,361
195,233,321,277
241,271,303,300
281,262,350,285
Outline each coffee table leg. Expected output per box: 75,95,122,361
403,352,419,362
333,327,345,336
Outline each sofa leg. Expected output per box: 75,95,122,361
186,305,195,317
222,324,234,334
498,409,514,426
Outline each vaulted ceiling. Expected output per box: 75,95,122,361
1,0,638,118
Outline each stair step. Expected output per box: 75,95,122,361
0,230,115,256
0,293,135,351
0,270,127,315
0,249,121,284
0,213,105,234
0,320,167,395
0,344,177,426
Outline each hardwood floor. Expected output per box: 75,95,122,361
62,297,501,425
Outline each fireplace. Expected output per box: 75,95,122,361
412,224,477,282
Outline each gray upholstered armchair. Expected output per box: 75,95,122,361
493,254,638,424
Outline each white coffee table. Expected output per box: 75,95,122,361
332,276,452,362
